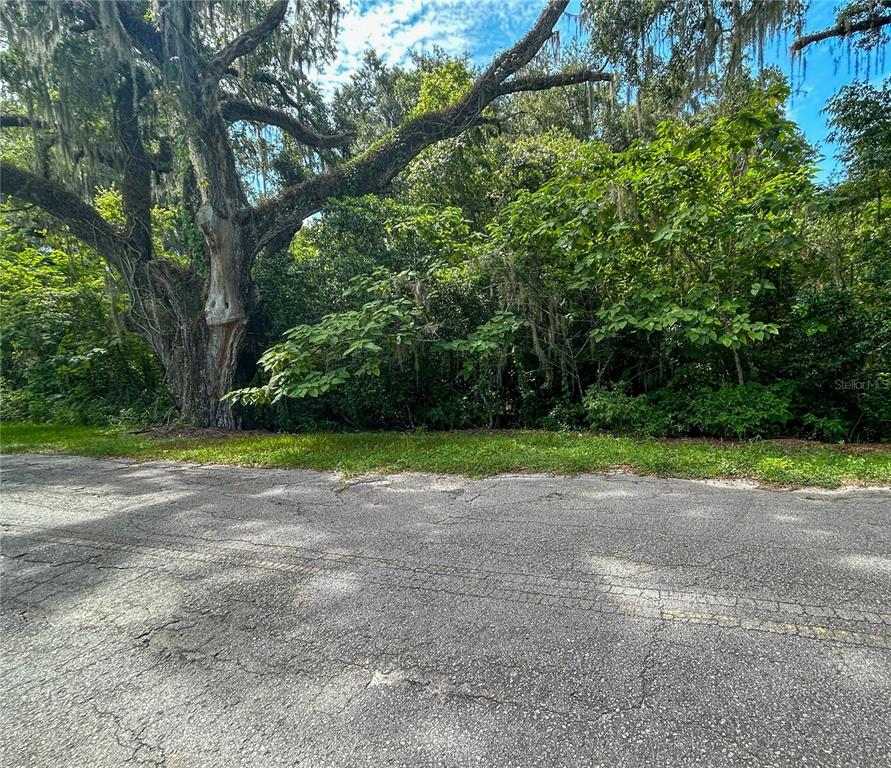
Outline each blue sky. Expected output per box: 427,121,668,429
322,1,890,183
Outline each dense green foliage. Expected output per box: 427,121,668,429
225,79,889,441
0,208,169,424
2,30,888,441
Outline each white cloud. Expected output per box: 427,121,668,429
316,0,539,92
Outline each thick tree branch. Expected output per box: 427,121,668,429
251,71,302,111
221,98,354,149
0,115,46,129
248,1,593,251
791,3,891,52
496,69,611,96
1,161,126,263
210,0,288,76
222,68,306,111
115,70,154,261
473,1,568,92
81,1,164,66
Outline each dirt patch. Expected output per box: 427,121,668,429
831,442,891,455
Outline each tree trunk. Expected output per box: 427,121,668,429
128,254,249,429
141,0,253,428
167,316,245,429
733,348,745,386
193,204,251,428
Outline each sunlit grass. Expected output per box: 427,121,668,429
1,422,889,489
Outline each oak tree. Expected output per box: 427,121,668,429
0,0,608,426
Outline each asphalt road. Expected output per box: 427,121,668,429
1,454,889,767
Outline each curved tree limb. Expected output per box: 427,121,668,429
0,115,46,129
496,69,612,96
250,71,303,111
115,70,154,262
791,2,891,52
1,161,126,263
84,1,164,66
472,1,568,92
221,98,355,149
248,1,607,251
222,68,309,112
210,0,288,77
3,75,156,263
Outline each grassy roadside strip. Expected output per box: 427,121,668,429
2,422,890,489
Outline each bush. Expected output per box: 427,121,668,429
583,383,666,435
582,381,798,439
0,377,171,427
682,382,794,439
800,410,849,443
538,400,588,431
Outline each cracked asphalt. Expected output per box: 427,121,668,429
1,454,890,767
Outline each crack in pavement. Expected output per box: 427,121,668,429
4,524,888,649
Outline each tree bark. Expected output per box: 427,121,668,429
791,1,891,53
124,256,243,428
192,202,252,428
733,348,745,386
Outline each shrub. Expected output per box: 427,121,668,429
583,383,665,435
582,381,798,439
800,411,849,442
683,382,794,439
539,400,588,431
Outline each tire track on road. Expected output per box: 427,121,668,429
4,522,888,649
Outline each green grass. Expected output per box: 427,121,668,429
1,422,889,489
